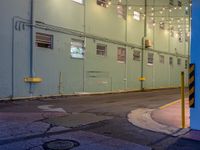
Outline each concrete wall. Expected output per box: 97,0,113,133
0,0,189,99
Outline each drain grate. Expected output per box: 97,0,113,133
43,139,80,150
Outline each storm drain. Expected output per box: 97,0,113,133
43,139,80,150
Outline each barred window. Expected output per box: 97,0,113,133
159,55,165,64
133,50,141,61
96,44,107,56
117,47,126,62
147,53,154,65
36,33,53,49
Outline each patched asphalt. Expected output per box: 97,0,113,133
1,88,200,150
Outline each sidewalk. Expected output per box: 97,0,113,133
128,98,200,142
128,99,190,136
152,99,200,141
152,99,190,128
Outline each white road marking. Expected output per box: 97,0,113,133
38,105,66,113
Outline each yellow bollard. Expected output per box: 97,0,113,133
181,71,185,128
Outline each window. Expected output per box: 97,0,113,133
178,0,182,7
169,57,173,65
96,44,107,56
185,9,189,15
72,0,84,4
36,33,53,49
159,22,165,30
159,55,165,64
169,0,174,6
177,58,181,65
133,11,140,21
147,53,154,65
133,50,141,61
179,37,183,43
70,39,85,59
185,32,190,42
170,31,174,37
117,47,126,62
185,60,188,69
97,0,107,7
117,4,126,19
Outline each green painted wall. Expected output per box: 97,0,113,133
0,0,190,99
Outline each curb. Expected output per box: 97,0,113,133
127,108,190,136
0,87,181,102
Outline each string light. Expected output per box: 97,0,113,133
99,0,191,40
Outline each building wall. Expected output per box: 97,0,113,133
0,0,189,99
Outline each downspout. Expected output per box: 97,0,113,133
11,17,15,99
141,0,147,91
83,0,86,92
30,0,34,95
125,0,128,90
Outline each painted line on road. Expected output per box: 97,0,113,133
159,100,180,110
38,105,66,113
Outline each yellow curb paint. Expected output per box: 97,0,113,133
159,100,180,110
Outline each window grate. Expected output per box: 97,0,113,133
133,50,141,61
97,0,107,7
169,57,173,65
177,58,181,65
159,55,165,64
147,53,154,65
36,33,53,49
117,47,126,62
97,44,107,56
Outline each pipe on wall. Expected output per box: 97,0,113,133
35,22,188,59
11,17,15,99
29,0,34,95
140,0,147,91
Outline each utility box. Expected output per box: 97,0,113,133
190,0,200,130
145,39,152,48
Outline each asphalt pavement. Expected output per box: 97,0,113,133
1,88,200,150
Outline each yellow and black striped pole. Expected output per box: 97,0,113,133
189,64,195,108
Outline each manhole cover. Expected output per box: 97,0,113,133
43,139,80,150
